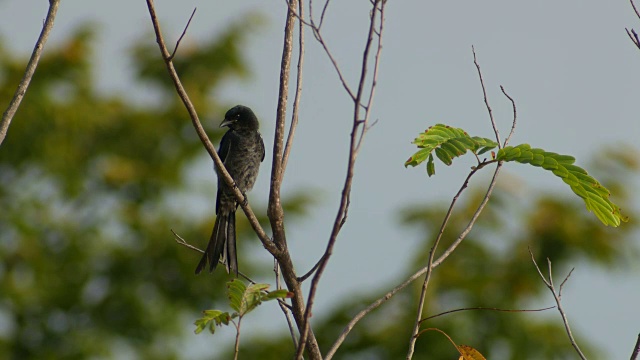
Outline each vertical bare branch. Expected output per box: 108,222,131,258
294,1,386,358
0,0,60,147
529,250,587,360
269,1,323,358
472,46,502,148
500,85,517,147
281,0,305,172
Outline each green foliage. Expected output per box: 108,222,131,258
496,144,626,226
404,124,498,176
194,279,291,335
406,124,627,226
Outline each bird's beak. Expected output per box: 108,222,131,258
220,118,235,128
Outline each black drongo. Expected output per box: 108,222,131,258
195,105,265,276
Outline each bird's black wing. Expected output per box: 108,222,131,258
258,132,265,162
218,130,233,163
216,130,235,213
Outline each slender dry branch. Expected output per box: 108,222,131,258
274,260,299,348
529,249,587,360
0,0,60,147
405,159,502,359
631,0,640,20
631,333,640,360
295,2,385,358
144,0,276,256
472,46,502,148
281,0,305,173
500,86,517,147
406,49,509,359
626,28,640,50
268,1,323,358
626,0,640,49
420,305,555,322
170,8,196,60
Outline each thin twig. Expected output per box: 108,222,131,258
295,2,385,358
630,333,640,360
631,0,640,20
420,305,555,323
318,0,333,30
169,8,197,61
0,0,60,147
171,229,259,284
500,85,517,147
405,159,501,359
626,28,640,50
281,0,305,173
626,0,640,49
472,46,502,148
432,161,503,267
529,249,587,360
144,0,277,256
275,260,299,348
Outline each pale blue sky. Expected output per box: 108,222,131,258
1,0,639,358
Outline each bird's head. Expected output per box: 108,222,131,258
220,105,259,131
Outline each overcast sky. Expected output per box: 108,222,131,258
1,0,639,358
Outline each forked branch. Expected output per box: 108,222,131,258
529,249,587,360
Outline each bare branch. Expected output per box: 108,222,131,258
169,8,197,61
472,46,502,148
631,333,640,360
529,249,587,360
406,159,502,358
420,305,556,323
631,0,640,20
274,261,299,349
144,0,277,256
626,28,640,50
500,85,517,147
281,0,306,173
171,229,260,284
295,2,386,358
0,0,60,147
268,1,323,358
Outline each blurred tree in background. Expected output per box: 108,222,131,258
0,20,310,359
1,15,638,360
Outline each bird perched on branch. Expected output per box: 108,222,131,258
196,105,265,276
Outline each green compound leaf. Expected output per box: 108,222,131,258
227,278,247,314
405,124,499,176
226,279,288,317
496,144,627,227
194,310,231,334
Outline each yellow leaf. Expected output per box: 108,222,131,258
458,344,486,360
